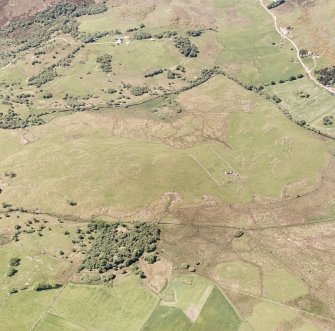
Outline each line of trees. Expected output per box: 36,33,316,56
267,0,285,9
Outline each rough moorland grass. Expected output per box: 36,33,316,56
263,268,308,302
0,130,224,213
77,0,182,32
218,261,261,295
273,0,335,65
247,301,298,330
49,276,158,331
0,289,8,304
77,6,139,32
0,60,28,84
292,324,323,331
178,76,327,201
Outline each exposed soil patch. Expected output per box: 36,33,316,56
139,257,172,294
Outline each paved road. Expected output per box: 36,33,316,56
259,0,335,96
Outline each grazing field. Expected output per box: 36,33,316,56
141,306,192,331
49,277,158,331
0,289,60,331
35,313,88,331
0,75,327,216
143,275,241,331
264,78,335,137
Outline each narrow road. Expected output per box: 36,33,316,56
259,0,335,96
47,37,78,45
48,37,120,46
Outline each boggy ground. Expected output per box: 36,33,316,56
158,147,335,329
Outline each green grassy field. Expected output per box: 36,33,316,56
143,275,241,331
141,306,192,331
0,289,60,331
0,214,79,293
49,277,159,331
0,75,327,216
265,78,335,137
35,313,88,331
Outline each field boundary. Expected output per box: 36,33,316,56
189,154,222,186
29,282,69,331
189,150,239,187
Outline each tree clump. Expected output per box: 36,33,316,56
9,257,21,267
315,66,335,86
130,86,149,96
323,115,334,126
78,221,160,273
299,49,308,58
145,254,157,264
28,67,58,87
133,31,152,40
7,268,17,277
96,54,112,73
174,37,199,57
